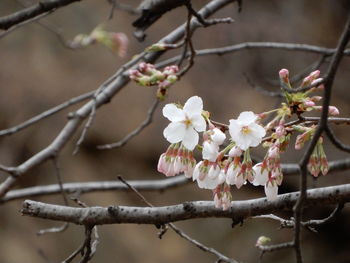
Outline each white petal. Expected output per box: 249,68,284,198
235,134,252,151
235,175,245,189
162,104,185,122
252,163,268,186
226,169,236,185
237,111,257,125
183,96,203,117
182,127,199,150
202,141,219,162
191,114,206,132
211,128,226,145
196,176,219,190
217,170,226,185
264,183,278,201
163,122,186,143
250,123,266,138
228,119,239,136
192,161,202,181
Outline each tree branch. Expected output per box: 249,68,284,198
21,183,350,225
0,0,86,30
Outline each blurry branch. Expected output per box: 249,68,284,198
293,13,350,263
107,0,140,19
0,0,85,30
0,91,94,137
0,0,239,198
243,73,283,97
118,176,238,263
21,183,350,225
156,42,350,68
1,176,190,203
97,99,160,150
0,11,50,39
3,158,350,203
325,125,350,153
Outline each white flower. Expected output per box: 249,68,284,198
229,111,266,150
163,96,206,150
202,141,219,162
252,163,279,201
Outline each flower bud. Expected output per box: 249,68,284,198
279,69,289,82
328,106,340,116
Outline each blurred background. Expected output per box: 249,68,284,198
0,0,350,262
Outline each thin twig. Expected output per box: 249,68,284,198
156,42,350,69
37,158,70,236
0,91,94,137
97,99,160,150
325,125,350,153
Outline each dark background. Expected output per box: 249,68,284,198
0,1,350,262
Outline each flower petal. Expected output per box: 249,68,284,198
237,111,257,125
228,119,240,138
163,104,185,122
196,176,219,190
234,134,252,150
264,183,278,201
202,141,219,162
183,96,203,118
182,127,199,150
163,122,186,143
191,114,206,132
211,128,226,145
252,163,268,186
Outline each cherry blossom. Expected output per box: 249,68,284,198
163,96,206,150
229,111,266,150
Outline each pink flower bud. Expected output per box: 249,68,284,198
309,70,320,79
328,106,340,116
279,69,289,80
304,99,315,107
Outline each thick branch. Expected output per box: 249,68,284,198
21,184,350,225
0,0,85,30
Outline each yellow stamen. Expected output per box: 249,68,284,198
241,126,251,134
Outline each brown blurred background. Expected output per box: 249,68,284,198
1,0,350,262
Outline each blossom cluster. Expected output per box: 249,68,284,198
71,25,129,57
154,68,338,210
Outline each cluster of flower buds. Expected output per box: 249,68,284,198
71,25,128,57
307,138,329,177
157,143,196,178
129,63,179,100
156,68,338,210
213,185,232,210
279,69,339,116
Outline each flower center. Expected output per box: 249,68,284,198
241,126,251,135
183,117,192,128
